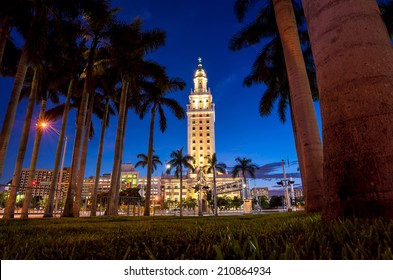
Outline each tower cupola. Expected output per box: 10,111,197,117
193,57,208,93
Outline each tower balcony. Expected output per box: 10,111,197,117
186,104,215,112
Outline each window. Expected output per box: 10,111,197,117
200,140,202,143
200,127,202,130
199,120,202,124
193,140,195,144
192,127,195,130
207,146,210,150
192,147,195,150
200,147,203,150
200,133,202,137
200,154,203,157
192,121,195,124
207,133,210,136
207,126,210,130
207,140,210,143
206,120,209,124
192,133,195,137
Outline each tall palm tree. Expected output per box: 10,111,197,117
2,69,38,219
204,153,227,216
21,96,47,219
302,0,393,220
231,157,258,195
135,153,163,173
139,76,186,216
63,0,117,217
105,19,166,215
166,147,194,216
91,69,118,217
43,18,86,218
232,0,323,212
0,0,81,178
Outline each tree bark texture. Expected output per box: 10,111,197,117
302,0,393,219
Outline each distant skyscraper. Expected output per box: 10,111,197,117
187,58,216,168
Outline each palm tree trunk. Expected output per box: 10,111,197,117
108,80,129,215
289,98,306,197
114,108,128,209
43,79,73,217
144,105,157,216
62,38,97,217
179,165,183,216
73,92,95,217
91,98,109,216
3,68,38,219
0,46,29,178
302,0,393,220
273,0,323,212
213,168,217,216
21,99,47,219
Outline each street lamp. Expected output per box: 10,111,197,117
39,121,68,215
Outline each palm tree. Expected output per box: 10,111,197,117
21,96,47,219
63,0,117,217
231,157,258,195
232,0,323,212
139,76,186,216
135,153,163,173
166,147,194,216
43,18,86,218
2,69,38,219
204,153,227,216
106,19,166,215
0,0,81,178
302,0,393,220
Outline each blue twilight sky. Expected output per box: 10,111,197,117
0,0,322,187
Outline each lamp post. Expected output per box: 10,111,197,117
39,121,68,216
276,160,292,212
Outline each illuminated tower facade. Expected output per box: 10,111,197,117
187,58,216,169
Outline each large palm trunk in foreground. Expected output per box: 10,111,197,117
44,79,73,217
302,0,393,220
0,48,28,178
273,0,323,212
91,99,109,216
3,69,38,219
107,81,129,215
62,40,97,217
21,99,47,219
74,93,95,217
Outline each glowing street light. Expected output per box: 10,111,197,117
38,120,68,215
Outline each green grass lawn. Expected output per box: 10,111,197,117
1,212,392,259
